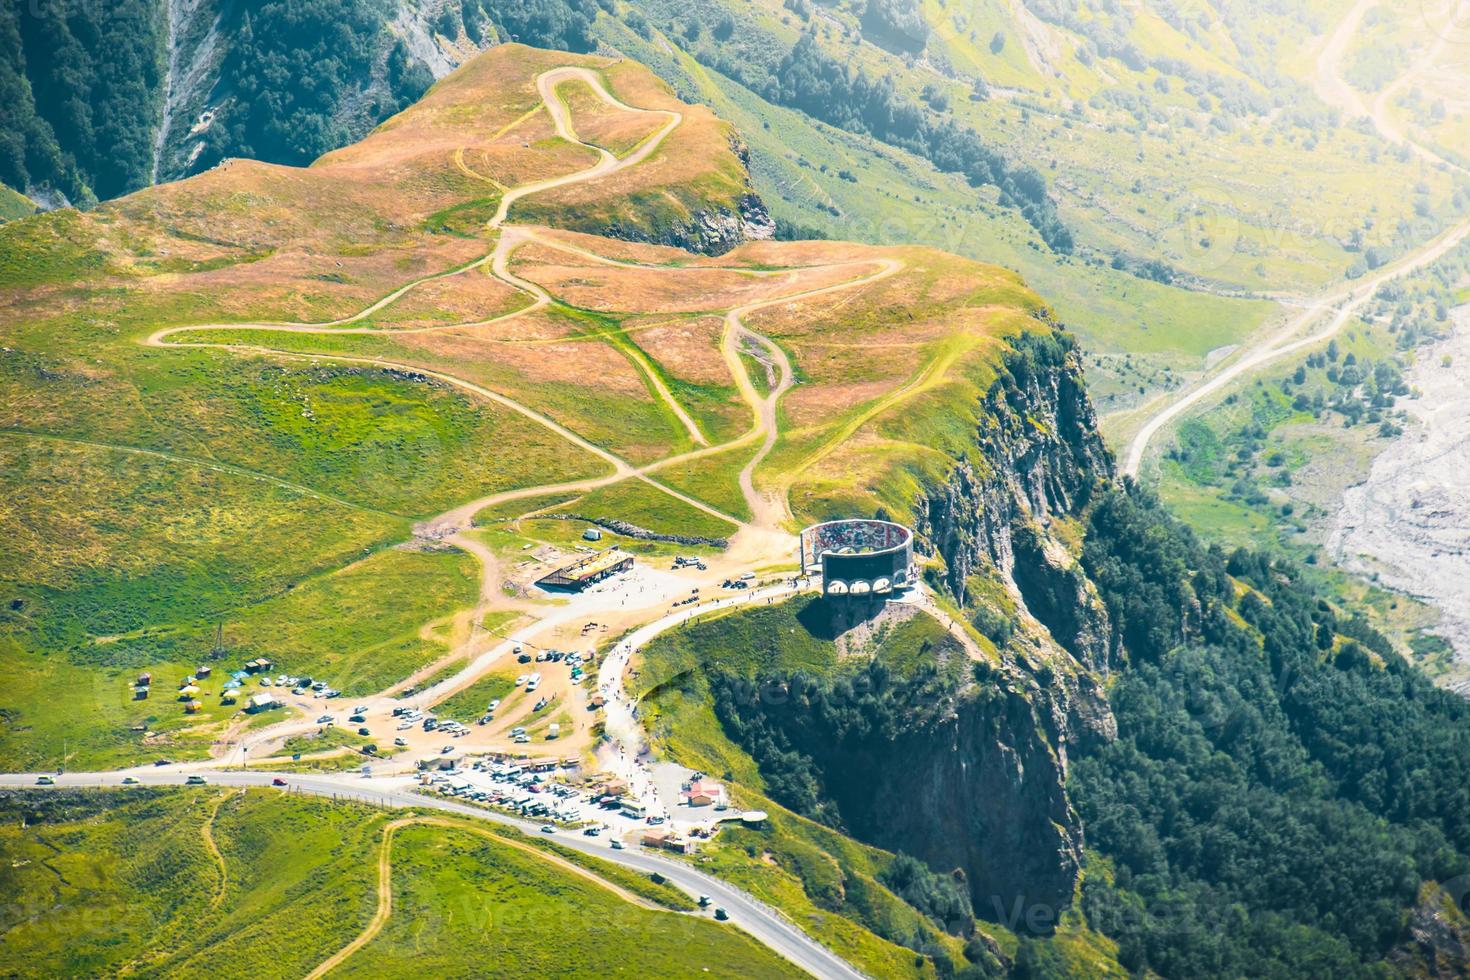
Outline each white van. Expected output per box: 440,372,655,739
547,724,560,740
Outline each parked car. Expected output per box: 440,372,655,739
714,908,729,921
394,737,407,747
357,727,371,736
316,715,334,724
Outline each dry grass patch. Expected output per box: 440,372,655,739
511,244,852,314
621,313,728,385
137,239,490,327
398,309,651,399
553,77,667,156
367,264,526,329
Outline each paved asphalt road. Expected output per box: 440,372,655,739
0,769,864,980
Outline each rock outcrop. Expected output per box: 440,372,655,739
602,138,775,256
710,326,1120,924
896,326,1117,918
840,663,1087,920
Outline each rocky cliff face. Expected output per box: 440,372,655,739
604,190,773,256
836,660,1088,920
890,326,1118,920
715,325,1122,924
603,138,775,256
916,324,1114,670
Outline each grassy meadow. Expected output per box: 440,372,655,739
0,789,782,977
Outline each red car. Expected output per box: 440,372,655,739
271,777,288,787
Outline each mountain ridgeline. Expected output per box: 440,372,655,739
0,0,591,198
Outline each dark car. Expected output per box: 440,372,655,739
357,726,371,736
272,777,288,786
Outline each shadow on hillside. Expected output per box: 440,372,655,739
795,595,891,640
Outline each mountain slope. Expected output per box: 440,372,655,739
7,34,1470,980
0,0,647,203
15,0,1461,435
0,789,784,977
0,40,1115,976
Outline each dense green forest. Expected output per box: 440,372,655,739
699,482,1470,975
0,1,166,204
1073,485,1470,976
0,0,610,201
199,0,409,170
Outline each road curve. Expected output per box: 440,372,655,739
1122,214,1470,476
720,257,903,529
0,770,864,980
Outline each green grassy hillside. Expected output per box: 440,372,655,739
0,45,779,769
0,789,788,977
631,594,1122,978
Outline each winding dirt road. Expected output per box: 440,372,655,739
1122,215,1470,476
157,62,908,803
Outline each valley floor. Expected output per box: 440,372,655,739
1330,306,1470,690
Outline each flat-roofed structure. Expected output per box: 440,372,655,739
800,519,914,597
537,548,634,591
